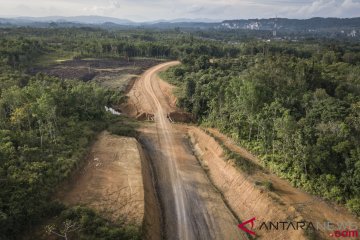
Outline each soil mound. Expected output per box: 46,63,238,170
136,112,155,121
168,111,194,123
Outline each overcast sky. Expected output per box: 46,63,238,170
0,0,359,22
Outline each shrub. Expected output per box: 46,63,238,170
346,198,360,217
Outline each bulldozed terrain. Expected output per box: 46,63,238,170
121,61,359,240
58,131,145,225
45,61,358,240
121,62,246,239
30,58,162,89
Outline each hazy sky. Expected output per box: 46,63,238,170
0,0,359,21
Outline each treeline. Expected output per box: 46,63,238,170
0,28,243,61
0,71,121,238
0,38,46,68
163,42,360,216
0,31,137,238
6,27,359,66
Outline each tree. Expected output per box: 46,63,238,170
46,220,80,240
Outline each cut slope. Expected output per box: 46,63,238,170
189,127,360,239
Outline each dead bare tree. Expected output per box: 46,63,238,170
45,219,80,240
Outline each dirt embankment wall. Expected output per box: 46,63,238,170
188,128,307,240
138,141,163,240
57,131,162,240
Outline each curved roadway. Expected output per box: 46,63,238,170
128,61,248,240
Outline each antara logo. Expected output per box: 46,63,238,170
237,217,256,236
238,217,315,236
237,217,359,238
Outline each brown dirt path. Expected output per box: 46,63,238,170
122,62,248,240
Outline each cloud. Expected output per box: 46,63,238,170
0,0,359,21
110,1,122,8
187,5,206,14
342,0,360,10
292,0,360,18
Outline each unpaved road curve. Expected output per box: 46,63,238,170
124,62,248,240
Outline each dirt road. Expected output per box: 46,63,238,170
123,62,247,240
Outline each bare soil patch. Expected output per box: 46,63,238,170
168,111,194,123
57,131,145,226
121,61,194,124
29,58,162,84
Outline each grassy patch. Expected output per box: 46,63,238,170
158,67,182,87
35,50,79,67
346,198,360,217
203,129,263,175
158,70,184,101
95,74,137,92
304,227,318,240
107,115,140,138
255,180,274,191
41,203,141,240
264,181,274,191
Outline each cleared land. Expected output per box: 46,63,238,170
122,62,247,240
31,58,162,87
57,131,144,225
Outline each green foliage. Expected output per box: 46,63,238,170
0,27,244,65
304,227,318,240
165,41,360,216
0,72,119,238
47,206,141,240
203,129,262,175
0,38,46,68
264,181,274,191
255,181,274,191
346,198,360,217
107,115,139,138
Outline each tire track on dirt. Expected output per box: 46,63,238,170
123,62,247,240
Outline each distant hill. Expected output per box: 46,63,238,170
0,16,360,34
148,18,221,23
220,17,360,32
13,16,135,25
